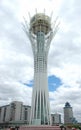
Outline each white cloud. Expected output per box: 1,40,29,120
49,84,81,122
0,81,32,106
0,0,81,123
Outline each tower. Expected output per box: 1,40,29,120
23,12,59,125
64,102,73,124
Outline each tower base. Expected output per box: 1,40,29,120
32,119,41,125
20,125,61,130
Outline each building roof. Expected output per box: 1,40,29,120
64,102,72,108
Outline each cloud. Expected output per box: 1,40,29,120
0,0,33,107
0,81,32,106
50,84,81,122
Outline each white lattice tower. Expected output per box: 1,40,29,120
23,12,59,125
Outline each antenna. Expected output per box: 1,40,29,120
50,11,53,21
35,8,37,14
28,12,31,21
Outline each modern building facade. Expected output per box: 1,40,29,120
51,113,61,125
0,101,31,125
64,102,78,124
24,13,58,125
64,102,73,124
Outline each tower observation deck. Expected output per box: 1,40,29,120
23,13,59,125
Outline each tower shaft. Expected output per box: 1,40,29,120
31,32,50,125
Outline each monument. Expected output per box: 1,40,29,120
23,12,59,125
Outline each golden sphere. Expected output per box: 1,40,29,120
30,13,52,35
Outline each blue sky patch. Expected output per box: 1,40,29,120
24,80,33,87
24,75,62,92
48,75,62,91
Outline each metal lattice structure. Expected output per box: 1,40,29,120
23,12,59,125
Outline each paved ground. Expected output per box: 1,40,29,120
19,125,61,130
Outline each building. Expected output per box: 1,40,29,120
64,102,78,124
0,101,31,125
24,12,58,125
64,102,73,124
51,113,61,125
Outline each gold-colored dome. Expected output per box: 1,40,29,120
30,13,52,35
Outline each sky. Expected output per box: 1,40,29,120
0,0,81,123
